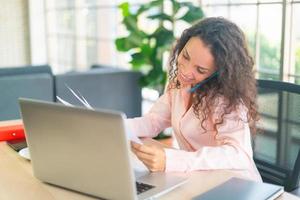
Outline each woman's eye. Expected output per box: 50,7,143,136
182,53,188,60
197,68,205,74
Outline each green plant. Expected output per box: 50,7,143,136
115,0,204,93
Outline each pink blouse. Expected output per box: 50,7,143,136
126,86,262,182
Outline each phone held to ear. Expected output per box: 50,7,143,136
189,71,219,93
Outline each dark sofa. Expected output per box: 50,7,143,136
0,65,142,121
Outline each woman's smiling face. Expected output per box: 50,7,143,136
177,37,217,87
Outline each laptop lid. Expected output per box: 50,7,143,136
19,98,137,200
192,177,284,200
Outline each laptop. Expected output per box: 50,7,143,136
192,177,284,200
19,98,187,200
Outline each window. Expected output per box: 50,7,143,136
292,2,300,84
45,0,140,73
201,0,300,84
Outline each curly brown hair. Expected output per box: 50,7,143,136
168,17,259,134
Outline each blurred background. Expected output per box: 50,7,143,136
1,0,299,82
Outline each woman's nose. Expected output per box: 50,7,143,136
183,63,194,76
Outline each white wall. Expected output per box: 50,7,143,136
28,0,47,65
0,0,30,67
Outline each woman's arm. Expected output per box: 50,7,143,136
126,90,172,138
164,106,254,172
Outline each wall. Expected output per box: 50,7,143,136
0,0,30,67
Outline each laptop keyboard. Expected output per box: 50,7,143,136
136,182,155,194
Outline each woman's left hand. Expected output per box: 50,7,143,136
131,141,166,172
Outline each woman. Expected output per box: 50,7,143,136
127,17,262,181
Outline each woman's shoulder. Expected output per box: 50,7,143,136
212,95,247,108
212,95,248,120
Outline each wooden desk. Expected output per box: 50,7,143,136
0,142,299,200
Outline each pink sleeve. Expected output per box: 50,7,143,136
125,91,172,138
164,105,254,172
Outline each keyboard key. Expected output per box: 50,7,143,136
136,182,155,194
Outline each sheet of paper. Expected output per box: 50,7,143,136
56,96,74,107
125,123,142,144
65,85,93,110
127,130,142,144
56,85,93,110
125,126,147,172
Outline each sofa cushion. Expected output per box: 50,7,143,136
0,66,54,120
55,70,142,118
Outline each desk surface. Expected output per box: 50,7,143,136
0,142,299,200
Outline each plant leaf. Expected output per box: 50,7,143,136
130,52,147,69
151,26,174,47
115,37,135,52
171,0,181,14
178,3,204,23
118,2,130,17
123,15,138,32
141,43,152,57
115,31,145,51
137,0,164,15
147,13,173,22
129,43,153,69
128,32,145,47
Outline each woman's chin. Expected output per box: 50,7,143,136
178,75,193,87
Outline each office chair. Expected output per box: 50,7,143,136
255,149,300,192
254,79,300,192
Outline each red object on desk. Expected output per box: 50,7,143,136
0,124,25,141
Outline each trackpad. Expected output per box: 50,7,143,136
134,170,149,179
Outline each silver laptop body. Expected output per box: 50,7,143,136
19,98,187,200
